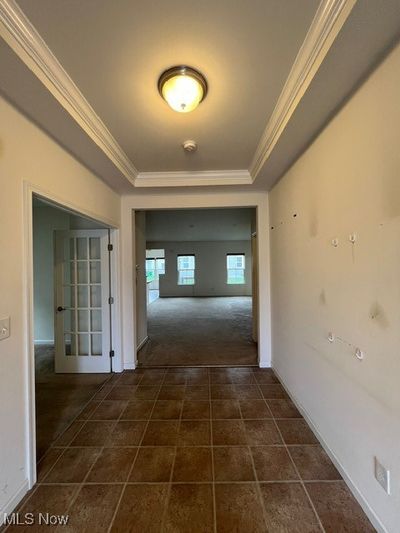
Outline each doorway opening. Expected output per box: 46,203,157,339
136,207,258,367
146,249,165,304
32,196,115,460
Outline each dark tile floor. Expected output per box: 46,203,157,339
35,344,110,459
6,367,375,532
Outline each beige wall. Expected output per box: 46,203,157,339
269,43,400,532
33,206,70,342
0,96,120,519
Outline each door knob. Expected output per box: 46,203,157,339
57,306,66,312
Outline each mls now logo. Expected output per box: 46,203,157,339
3,512,69,526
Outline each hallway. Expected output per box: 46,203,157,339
138,297,258,367
9,366,374,532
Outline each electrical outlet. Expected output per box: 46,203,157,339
375,457,390,495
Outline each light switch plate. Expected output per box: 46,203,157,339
0,317,10,340
375,457,390,495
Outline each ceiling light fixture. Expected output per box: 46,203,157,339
158,66,207,113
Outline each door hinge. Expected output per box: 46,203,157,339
108,244,113,251
108,296,114,305
109,350,115,358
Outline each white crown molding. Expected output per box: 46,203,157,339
135,170,252,188
0,0,355,189
0,0,138,186
249,0,357,180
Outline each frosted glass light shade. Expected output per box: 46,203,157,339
158,66,207,113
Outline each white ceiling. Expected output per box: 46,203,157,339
1,0,400,192
146,208,254,242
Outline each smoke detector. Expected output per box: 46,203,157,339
182,140,197,152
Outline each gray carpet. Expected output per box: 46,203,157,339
138,296,258,367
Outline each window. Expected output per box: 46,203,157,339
177,255,195,285
146,259,155,282
227,254,245,284
156,258,165,275
146,253,165,282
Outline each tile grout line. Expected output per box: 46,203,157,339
49,443,323,449
36,479,344,486
38,379,120,485
61,374,135,525
11,367,353,532
15,374,125,531
35,416,314,423
159,371,186,533
107,369,167,533
1,372,120,532
253,377,326,533
139,365,258,370
46,371,116,450
277,425,326,533
36,448,68,485
237,392,272,532
51,371,121,449
209,368,217,533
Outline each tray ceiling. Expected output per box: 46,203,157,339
0,0,399,191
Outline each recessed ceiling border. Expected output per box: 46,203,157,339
250,0,357,181
135,170,252,188
0,0,138,186
0,0,356,189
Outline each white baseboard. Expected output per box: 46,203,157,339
0,479,29,526
124,362,136,370
273,366,387,533
136,336,149,352
34,340,54,345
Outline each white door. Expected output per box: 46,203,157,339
54,230,111,373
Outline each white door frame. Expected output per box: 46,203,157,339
23,181,122,489
120,191,271,370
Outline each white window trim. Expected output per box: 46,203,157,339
177,254,196,286
226,253,246,285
